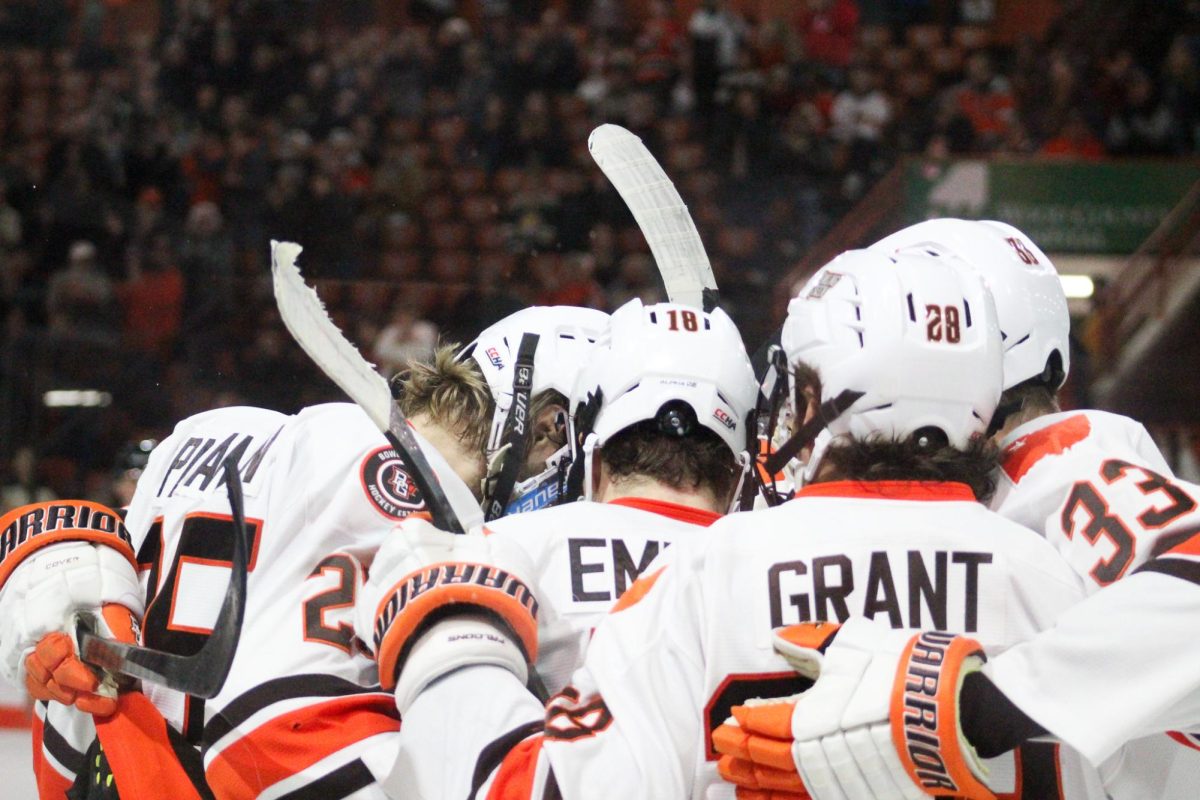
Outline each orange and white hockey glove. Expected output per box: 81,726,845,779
356,517,540,713
0,501,144,717
714,618,994,800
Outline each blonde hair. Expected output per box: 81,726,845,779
392,344,493,456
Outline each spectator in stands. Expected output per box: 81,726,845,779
1,447,56,513
45,240,120,341
952,51,1015,151
830,66,891,145
1162,35,1199,152
373,306,439,375
1040,109,1106,158
607,253,659,308
688,0,745,113
795,0,860,76
1105,69,1181,155
119,233,184,359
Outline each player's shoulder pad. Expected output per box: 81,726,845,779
0,500,137,587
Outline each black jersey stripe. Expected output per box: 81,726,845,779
1135,555,1200,587
470,719,544,798
203,674,389,747
39,708,85,776
274,759,376,800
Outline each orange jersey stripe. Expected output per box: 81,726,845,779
205,694,399,800
97,692,204,800
486,734,544,800
611,566,665,614
32,712,76,800
1002,415,1091,484
1166,531,1200,558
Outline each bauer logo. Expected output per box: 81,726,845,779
712,408,736,430
486,347,504,369
360,446,424,520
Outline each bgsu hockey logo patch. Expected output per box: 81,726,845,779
360,446,424,520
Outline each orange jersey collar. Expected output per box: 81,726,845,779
795,480,977,502
606,496,723,526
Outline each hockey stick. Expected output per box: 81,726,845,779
78,453,249,698
270,240,464,533
588,123,720,312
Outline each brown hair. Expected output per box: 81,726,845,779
600,421,742,503
794,362,999,502
813,433,1001,503
391,344,493,456
996,381,1060,432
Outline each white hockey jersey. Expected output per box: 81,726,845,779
992,410,1199,590
484,497,720,694
35,402,482,800
985,409,1200,777
398,480,1125,799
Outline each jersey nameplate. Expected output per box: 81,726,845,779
156,426,282,499
768,550,993,632
568,537,670,603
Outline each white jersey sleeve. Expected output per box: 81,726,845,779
993,410,1200,590
986,546,1200,765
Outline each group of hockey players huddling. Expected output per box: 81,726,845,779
1,215,1199,800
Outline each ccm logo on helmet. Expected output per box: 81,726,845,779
712,408,736,430
0,503,131,564
372,562,539,652
486,347,504,369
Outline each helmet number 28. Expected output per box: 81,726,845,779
925,304,962,343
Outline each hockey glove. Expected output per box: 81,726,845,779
357,517,540,713
0,501,143,717
713,619,994,800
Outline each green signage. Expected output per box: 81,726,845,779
903,160,1200,253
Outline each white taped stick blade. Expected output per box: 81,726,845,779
271,240,392,430
588,124,717,310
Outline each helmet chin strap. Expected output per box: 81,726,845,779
764,389,864,477
482,332,540,521
581,434,599,503
728,450,751,513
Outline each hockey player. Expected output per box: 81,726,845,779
708,221,1200,799
468,299,756,693
350,249,1115,798
0,304,606,799
365,297,757,798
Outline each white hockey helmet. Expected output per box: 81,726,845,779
458,305,609,518
568,299,757,505
779,249,1003,479
871,218,1069,391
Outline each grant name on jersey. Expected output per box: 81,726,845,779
768,549,992,631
